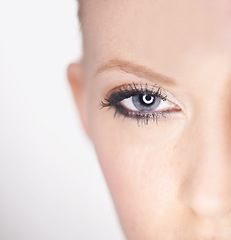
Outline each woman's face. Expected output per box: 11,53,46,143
69,0,231,239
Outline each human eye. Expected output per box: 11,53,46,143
100,83,182,125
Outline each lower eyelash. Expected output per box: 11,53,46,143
113,104,172,126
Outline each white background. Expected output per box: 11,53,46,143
0,0,125,239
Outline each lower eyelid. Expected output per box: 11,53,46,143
113,104,180,126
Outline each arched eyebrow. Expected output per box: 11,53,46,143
95,58,176,86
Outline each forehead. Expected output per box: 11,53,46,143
81,0,231,79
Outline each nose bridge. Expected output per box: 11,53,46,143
181,85,231,218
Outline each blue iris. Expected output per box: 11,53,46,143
132,94,161,111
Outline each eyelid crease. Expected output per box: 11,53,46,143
95,58,176,87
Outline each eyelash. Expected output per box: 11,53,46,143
100,83,179,126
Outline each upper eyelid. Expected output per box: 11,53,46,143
102,83,170,108
106,83,165,98
102,82,187,114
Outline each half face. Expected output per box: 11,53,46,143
70,0,231,239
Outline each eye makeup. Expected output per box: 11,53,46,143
100,82,181,126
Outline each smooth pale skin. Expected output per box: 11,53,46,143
68,0,231,239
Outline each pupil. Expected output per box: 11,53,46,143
145,95,152,101
139,94,154,106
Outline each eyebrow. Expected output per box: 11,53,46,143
95,58,176,86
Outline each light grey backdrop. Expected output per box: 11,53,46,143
0,0,125,239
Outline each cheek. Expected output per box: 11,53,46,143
88,102,187,238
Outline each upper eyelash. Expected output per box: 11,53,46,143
99,82,174,126
100,82,167,108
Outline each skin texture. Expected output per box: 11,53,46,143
68,0,231,239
